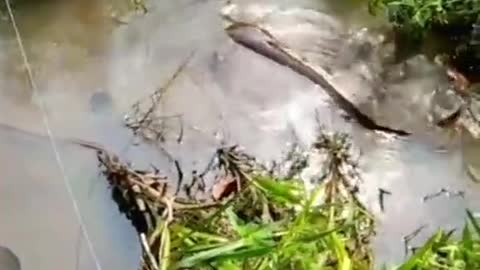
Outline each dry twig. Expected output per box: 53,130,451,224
125,53,195,144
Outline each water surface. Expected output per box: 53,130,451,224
1,0,480,269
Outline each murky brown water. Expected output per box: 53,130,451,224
1,0,480,269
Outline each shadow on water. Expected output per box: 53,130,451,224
2,0,480,269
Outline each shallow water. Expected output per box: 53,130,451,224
1,0,480,269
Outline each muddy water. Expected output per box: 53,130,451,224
1,0,480,269
0,1,143,270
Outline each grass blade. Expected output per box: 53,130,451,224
176,239,247,268
253,176,303,204
466,210,480,237
330,232,352,270
159,226,171,270
397,231,443,270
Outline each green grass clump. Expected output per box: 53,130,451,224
148,134,480,270
141,132,375,270
103,125,480,269
165,176,373,270
394,210,480,270
390,211,480,270
368,0,480,36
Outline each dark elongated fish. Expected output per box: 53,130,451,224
225,23,410,136
0,246,20,270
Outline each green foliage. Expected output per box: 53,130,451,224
140,131,480,270
146,132,375,270
166,174,374,270
396,210,480,270
369,0,480,36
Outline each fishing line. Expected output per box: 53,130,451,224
3,0,103,269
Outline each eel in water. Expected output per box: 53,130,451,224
225,22,410,136
0,246,20,270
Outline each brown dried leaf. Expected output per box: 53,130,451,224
212,175,238,201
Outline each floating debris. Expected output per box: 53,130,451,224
94,147,220,270
403,224,428,257
422,187,465,202
378,188,392,213
124,53,194,145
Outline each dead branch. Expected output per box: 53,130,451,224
125,52,195,145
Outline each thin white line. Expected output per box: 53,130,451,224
3,1,103,269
